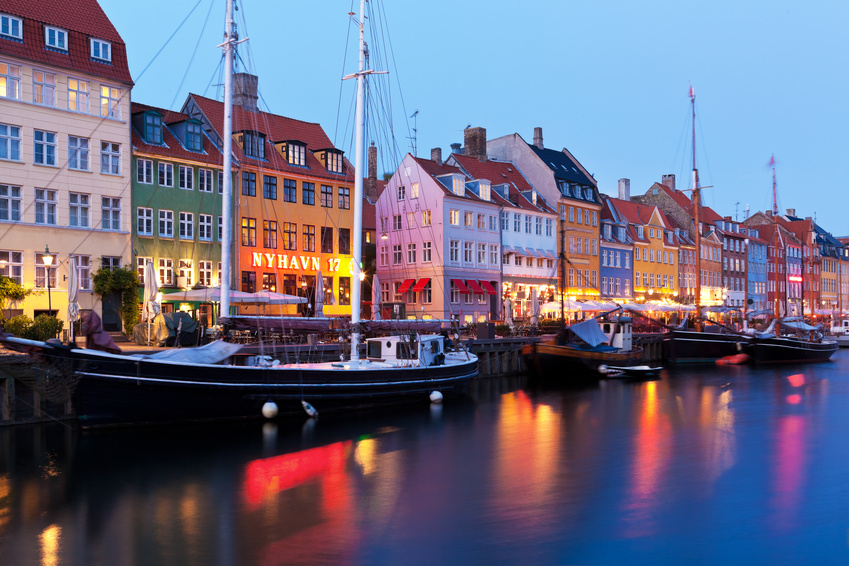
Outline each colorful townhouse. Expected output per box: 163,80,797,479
182,74,356,317
599,190,634,303
488,127,602,301
447,144,558,322
0,0,133,331
742,226,768,312
711,216,748,309
130,102,224,324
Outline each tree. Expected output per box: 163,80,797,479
0,275,33,320
93,266,140,333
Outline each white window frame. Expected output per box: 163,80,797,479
179,212,194,240
68,136,90,171
35,188,57,225
179,259,193,287
0,14,22,40
136,158,153,184
159,258,173,286
101,197,121,231
198,214,213,241
179,165,193,190
70,255,92,290
158,162,173,187
198,260,212,287
0,184,21,221
0,123,21,161
32,70,56,106
159,210,174,238
0,62,21,100
100,85,120,119
44,26,67,51
100,142,120,174
67,78,90,113
137,207,153,236
34,130,57,166
199,168,213,192
90,38,111,62
0,250,23,283
69,192,90,228
422,241,432,263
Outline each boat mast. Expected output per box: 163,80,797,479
691,86,703,331
220,0,235,320
771,155,781,334
349,0,367,363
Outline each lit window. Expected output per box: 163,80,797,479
326,150,343,173
0,62,21,99
100,86,120,119
287,142,306,166
68,78,89,112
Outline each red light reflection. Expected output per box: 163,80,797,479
786,374,805,388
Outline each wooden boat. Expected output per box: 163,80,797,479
600,364,663,379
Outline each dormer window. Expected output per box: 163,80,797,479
604,224,612,239
637,226,644,239
326,150,342,173
145,112,162,144
480,183,491,201
530,190,537,205
453,177,464,197
91,39,111,62
286,142,306,166
186,121,203,151
45,26,67,51
242,131,265,159
0,14,22,40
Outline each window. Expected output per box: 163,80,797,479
186,122,202,151
592,211,598,226
67,255,91,291
422,209,432,227
339,228,351,255
100,142,120,174
535,217,542,235
513,213,521,232
136,207,153,236
422,241,432,262
339,277,351,306
0,62,20,99
302,182,315,205
159,210,174,237
338,186,350,209
326,150,343,174
392,244,402,265
405,243,416,264
33,71,56,106
392,215,402,231
0,184,21,221
489,215,497,231
241,271,256,293
0,14,22,39
199,214,213,241
464,241,473,263
158,162,173,187
217,216,223,241
0,250,24,285
69,193,90,227
379,245,388,266
218,171,223,194
397,185,406,200
501,211,509,230
35,252,57,289
421,280,432,304
198,169,213,192
178,259,193,287
34,130,57,166
303,225,315,252
100,85,120,119
406,212,416,229
262,273,276,292
450,210,460,226
242,172,256,196
478,213,486,230
155,258,172,286
449,240,459,263
243,131,265,158
178,165,193,190
321,227,333,253
35,189,57,225
44,25,67,50
490,245,499,264
283,179,297,202
525,215,532,233
242,218,257,247
198,261,212,287
262,220,278,249
287,142,306,166
320,185,333,208
464,211,473,227
450,281,460,304
100,197,120,230
283,222,297,251
478,243,487,264
143,112,162,144
136,158,152,183
0,123,20,161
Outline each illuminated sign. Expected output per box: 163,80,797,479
788,276,802,282
251,252,346,272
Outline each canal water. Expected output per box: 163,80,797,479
2,353,849,565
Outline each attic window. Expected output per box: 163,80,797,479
45,26,67,51
186,121,203,152
325,149,343,173
90,39,111,62
479,183,491,201
452,177,465,197
287,142,306,166
0,14,22,40
145,112,162,145
243,131,265,159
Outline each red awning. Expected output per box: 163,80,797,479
411,278,431,292
466,280,485,294
397,278,416,294
479,280,497,295
450,278,470,294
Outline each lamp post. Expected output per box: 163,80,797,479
42,245,54,315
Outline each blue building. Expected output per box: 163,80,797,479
599,197,633,302
743,226,768,313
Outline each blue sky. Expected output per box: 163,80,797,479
100,0,849,234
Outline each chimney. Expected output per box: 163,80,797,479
533,127,544,149
233,72,259,112
464,126,487,160
661,174,675,190
618,178,630,201
450,142,462,155
366,142,378,202
786,208,796,217
430,147,442,166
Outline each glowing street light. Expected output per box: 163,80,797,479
42,245,55,315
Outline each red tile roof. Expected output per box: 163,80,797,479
0,0,132,84
131,102,223,167
189,94,354,183
450,154,556,214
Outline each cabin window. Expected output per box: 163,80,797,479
396,339,418,360
367,341,382,358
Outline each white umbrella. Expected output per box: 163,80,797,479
250,290,307,305
166,287,266,304
143,260,160,346
530,291,540,327
314,271,325,317
67,257,80,342
372,273,382,320
503,297,513,327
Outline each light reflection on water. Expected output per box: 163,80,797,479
1,357,849,565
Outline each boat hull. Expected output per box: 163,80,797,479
522,341,643,383
745,337,838,364
663,329,750,364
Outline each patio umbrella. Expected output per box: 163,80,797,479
530,290,540,327
165,287,266,304
67,257,80,342
503,297,513,326
143,260,160,346
250,290,307,305
314,271,325,317
372,273,382,320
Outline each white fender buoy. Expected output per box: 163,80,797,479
598,364,608,375
301,400,319,418
261,401,279,419
430,391,443,404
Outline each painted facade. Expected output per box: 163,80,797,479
599,199,633,302
743,226,768,312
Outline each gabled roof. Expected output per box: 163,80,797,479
528,144,595,187
0,0,132,84
188,94,354,183
131,102,222,166
449,153,556,214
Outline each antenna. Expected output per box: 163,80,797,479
734,201,740,221
408,109,419,157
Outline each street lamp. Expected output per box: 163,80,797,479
42,245,54,315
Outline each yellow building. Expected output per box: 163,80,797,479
0,2,134,331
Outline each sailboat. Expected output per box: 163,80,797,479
663,87,752,364
0,0,477,427
744,157,837,363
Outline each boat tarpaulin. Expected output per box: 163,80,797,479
451,279,471,294
411,278,431,293
220,316,332,333
466,280,485,294
359,320,444,333
479,280,497,295
397,279,416,294
570,318,609,348
143,340,243,364
781,320,820,332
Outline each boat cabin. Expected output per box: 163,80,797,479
600,316,633,351
830,319,849,336
366,334,447,366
